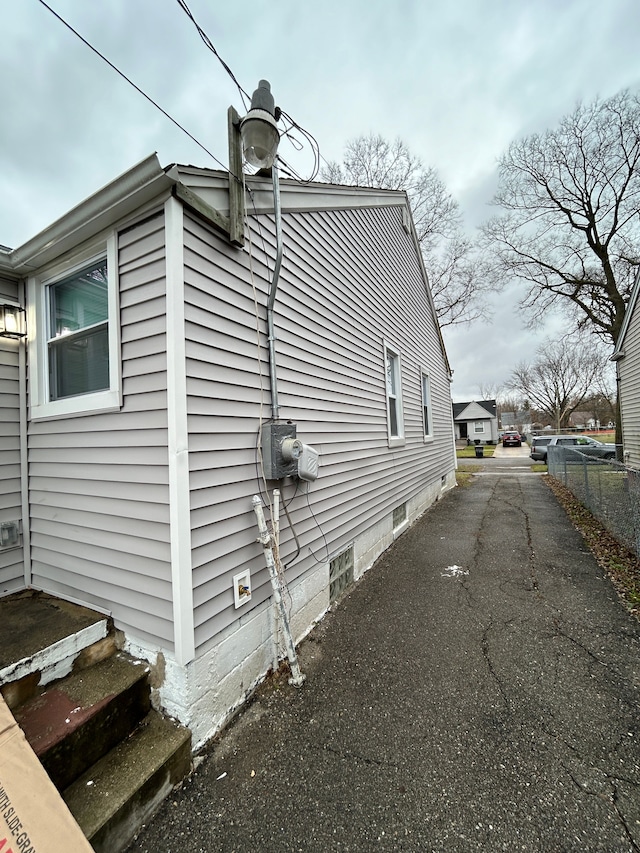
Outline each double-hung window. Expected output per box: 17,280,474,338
47,260,109,400
384,342,404,446
421,370,433,441
29,237,121,419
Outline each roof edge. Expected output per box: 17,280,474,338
7,154,174,272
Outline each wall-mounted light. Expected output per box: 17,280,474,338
240,80,281,169
0,304,26,339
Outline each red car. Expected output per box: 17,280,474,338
502,431,522,447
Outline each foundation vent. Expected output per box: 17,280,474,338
393,502,407,530
329,546,354,603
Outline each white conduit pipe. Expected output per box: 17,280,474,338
252,495,305,687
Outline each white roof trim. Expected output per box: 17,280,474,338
5,154,173,273
175,165,407,215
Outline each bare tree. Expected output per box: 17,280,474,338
483,90,640,348
323,134,492,327
507,336,612,432
477,381,502,401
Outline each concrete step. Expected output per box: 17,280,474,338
63,710,192,853
13,652,151,790
0,589,113,709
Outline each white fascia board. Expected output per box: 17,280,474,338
174,165,407,215
8,154,175,273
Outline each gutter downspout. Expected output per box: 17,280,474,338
267,167,283,421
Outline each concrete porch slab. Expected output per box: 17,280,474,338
0,590,110,695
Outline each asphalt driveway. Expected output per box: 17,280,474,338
127,471,640,852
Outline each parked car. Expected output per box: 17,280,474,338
529,436,552,460
502,431,522,447
529,435,616,462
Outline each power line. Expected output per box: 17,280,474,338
174,0,323,183
174,0,250,111
37,0,325,184
35,0,233,175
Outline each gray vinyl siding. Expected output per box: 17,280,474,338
0,277,23,594
619,302,640,468
183,205,454,654
27,214,175,648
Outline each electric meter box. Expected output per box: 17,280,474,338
261,423,299,479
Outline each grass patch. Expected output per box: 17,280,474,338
456,463,479,487
531,464,547,473
584,430,615,444
455,471,475,487
544,475,640,617
456,445,496,458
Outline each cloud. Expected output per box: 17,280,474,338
3,0,639,393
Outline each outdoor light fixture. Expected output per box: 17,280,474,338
239,80,281,169
0,304,26,339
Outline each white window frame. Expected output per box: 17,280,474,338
474,421,486,434
28,234,121,420
420,369,434,442
383,340,405,447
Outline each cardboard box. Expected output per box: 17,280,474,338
0,694,93,852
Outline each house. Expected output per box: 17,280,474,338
0,154,456,749
452,399,498,444
612,268,640,467
569,411,595,431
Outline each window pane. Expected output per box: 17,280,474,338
50,262,108,337
422,375,430,435
389,398,398,436
386,353,396,395
49,324,109,400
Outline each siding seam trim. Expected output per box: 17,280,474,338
20,279,31,586
165,197,195,664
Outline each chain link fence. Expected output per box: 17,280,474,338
547,446,640,557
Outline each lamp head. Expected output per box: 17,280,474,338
240,80,280,169
0,304,26,339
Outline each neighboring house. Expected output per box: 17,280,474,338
613,269,640,467
569,411,595,430
452,399,498,444
0,155,456,748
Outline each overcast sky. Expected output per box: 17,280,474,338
3,0,640,400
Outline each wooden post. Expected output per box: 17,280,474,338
227,106,245,247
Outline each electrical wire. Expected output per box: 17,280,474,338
174,0,323,184
37,0,324,186
278,109,322,183
35,0,234,176
304,482,331,564
174,0,250,111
